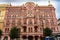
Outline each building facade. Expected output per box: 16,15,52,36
57,18,60,32
0,4,10,30
1,2,58,40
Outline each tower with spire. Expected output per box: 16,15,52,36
48,0,53,6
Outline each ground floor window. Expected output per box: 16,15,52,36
22,35,40,40
3,36,8,40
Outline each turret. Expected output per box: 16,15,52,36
48,0,53,7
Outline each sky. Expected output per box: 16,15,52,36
0,0,60,19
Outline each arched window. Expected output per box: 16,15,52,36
28,27,32,32
34,18,37,24
39,15,42,19
17,21,21,25
23,26,27,32
17,19,21,25
6,20,9,25
40,20,43,25
29,28,30,32
45,20,49,26
5,28,9,33
40,27,43,32
7,15,11,18
28,19,32,25
34,26,38,32
51,27,55,32
12,15,16,18
22,35,27,40
44,15,48,18
50,20,54,26
12,20,15,26
17,28,21,34
3,36,8,40
35,36,39,40
23,18,26,24
6,20,10,27
31,28,32,32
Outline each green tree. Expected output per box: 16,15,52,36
43,27,53,37
9,27,20,40
0,29,2,40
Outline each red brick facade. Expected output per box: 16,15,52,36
2,2,58,40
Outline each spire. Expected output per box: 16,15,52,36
9,3,11,6
9,3,12,6
48,0,50,5
48,0,53,6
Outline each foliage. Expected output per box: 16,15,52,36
43,27,53,37
0,29,2,37
0,29,2,40
9,27,20,39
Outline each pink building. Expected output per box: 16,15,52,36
2,2,58,40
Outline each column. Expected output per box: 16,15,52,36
37,37,39,40
38,36,40,40
33,27,34,32
32,19,34,25
27,27,28,32
33,36,35,40
38,16,40,25
48,19,51,28
27,35,28,40
8,36,10,40
21,17,23,25
20,36,23,40
38,27,40,32
26,36,28,40
27,19,28,25
27,19,29,32
21,27,23,32
15,18,17,26
43,20,45,28
1,36,4,40
37,17,39,25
